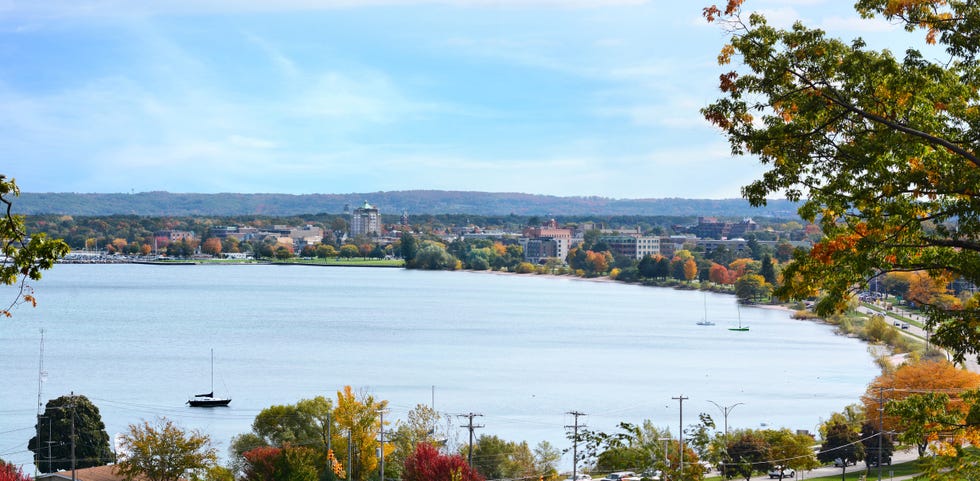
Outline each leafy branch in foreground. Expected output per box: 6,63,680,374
703,0,980,361
1,175,69,317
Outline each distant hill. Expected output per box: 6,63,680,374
16,190,802,218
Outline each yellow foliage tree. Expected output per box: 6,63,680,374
332,386,392,481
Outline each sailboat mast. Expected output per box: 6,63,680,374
210,348,214,393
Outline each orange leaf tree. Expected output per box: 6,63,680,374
864,360,980,456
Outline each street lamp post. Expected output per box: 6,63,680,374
707,400,743,479
707,400,744,442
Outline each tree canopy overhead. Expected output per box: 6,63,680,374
703,0,980,361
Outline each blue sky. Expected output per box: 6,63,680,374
2,1,918,198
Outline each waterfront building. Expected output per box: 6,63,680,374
350,201,381,237
521,220,572,263
598,234,661,260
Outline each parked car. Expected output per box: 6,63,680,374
768,466,796,478
563,475,592,481
901,323,910,329
639,469,661,480
833,458,857,467
600,472,641,481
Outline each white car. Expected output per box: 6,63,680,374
563,475,592,481
768,466,795,478
601,472,641,481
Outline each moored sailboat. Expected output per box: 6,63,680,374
187,349,231,407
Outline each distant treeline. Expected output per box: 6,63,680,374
16,190,802,217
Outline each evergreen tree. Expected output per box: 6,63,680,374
28,394,113,473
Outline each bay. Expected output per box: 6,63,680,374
0,264,878,471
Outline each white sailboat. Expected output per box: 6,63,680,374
696,293,715,326
187,349,231,407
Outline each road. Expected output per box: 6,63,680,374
856,301,980,373
742,447,918,480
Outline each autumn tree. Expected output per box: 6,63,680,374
760,429,819,478
886,389,980,479
734,274,770,303
231,396,335,474
703,0,980,362
332,386,391,481
339,244,359,259
242,445,320,481
0,176,69,317
116,418,217,481
709,262,731,284
683,258,698,282
0,461,30,481
28,394,113,473
403,443,484,481
201,237,222,256
866,360,980,456
724,430,769,481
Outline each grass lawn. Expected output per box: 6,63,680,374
275,258,405,267
702,460,923,481
804,460,922,481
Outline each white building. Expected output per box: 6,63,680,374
350,201,381,237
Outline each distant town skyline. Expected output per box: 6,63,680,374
3,1,926,198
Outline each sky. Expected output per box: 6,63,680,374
0,0,922,198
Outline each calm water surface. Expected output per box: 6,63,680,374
0,264,878,470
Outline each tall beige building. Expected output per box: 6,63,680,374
350,201,381,237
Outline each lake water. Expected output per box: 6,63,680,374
0,264,878,472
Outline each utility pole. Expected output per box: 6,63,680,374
458,413,484,467
672,395,688,480
70,392,76,481
378,409,387,481
35,329,46,479
565,411,586,481
348,429,354,481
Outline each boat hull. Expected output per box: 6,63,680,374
187,397,231,407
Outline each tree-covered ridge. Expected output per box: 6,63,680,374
15,190,802,217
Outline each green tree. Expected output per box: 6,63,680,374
116,418,218,481
759,255,776,285
468,434,509,480
1,176,69,317
532,441,561,479
28,394,113,473
339,244,359,259
860,421,894,469
703,0,980,362
231,396,335,470
817,422,864,467
734,274,770,303
316,244,338,259
400,232,417,264
388,405,443,480
760,429,819,478
412,242,458,270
